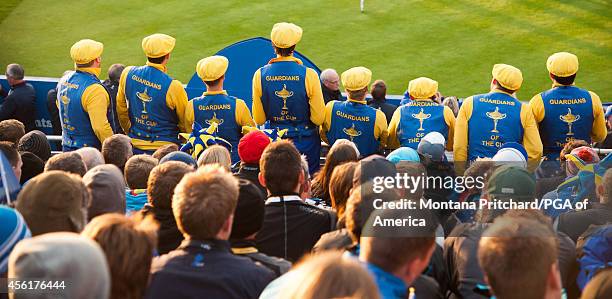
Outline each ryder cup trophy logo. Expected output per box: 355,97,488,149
343,123,362,142
411,108,431,131
137,88,153,114
275,84,293,111
560,108,580,136
486,106,506,133
205,112,224,132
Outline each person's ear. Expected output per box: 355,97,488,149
258,172,266,188
596,183,604,200
547,262,562,295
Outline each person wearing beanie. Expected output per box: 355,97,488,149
17,130,51,161
185,55,255,163
386,147,420,164
18,151,44,184
530,52,606,165
321,66,388,157
230,179,291,277
0,206,30,276
15,170,89,236
454,64,542,165
352,154,397,188
417,131,447,162
235,130,271,194
83,164,126,221
159,150,197,167
116,33,189,154
58,39,113,151
251,22,325,175
388,77,455,151
8,232,110,299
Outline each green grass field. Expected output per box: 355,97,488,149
0,0,610,101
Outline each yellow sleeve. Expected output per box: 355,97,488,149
81,84,113,143
374,109,388,147
251,69,266,125
305,68,325,126
453,97,473,162
529,93,545,124
184,100,195,133
166,80,189,133
590,91,607,143
386,108,402,149
319,101,335,144
116,66,133,134
236,99,256,128
443,106,456,151
520,103,543,161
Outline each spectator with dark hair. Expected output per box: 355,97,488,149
159,150,197,167
47,86,62,136
75,146,105,171
478,215,562,299
368,79,397,123
230,179,291,277
311,141,359,205
146,165,274,299
82,213,157,299
102,134,133,172
152,143,178,160
17,130,51,161
124,154,158,213
44,152,87,177
0,119,25,144
0,64,36,132
235,130,271,194
102,63,125,134
0,206,30,277
140,161,193,254
0,141,22,181
83,164,126,221
320,68,342,103
16,171,89,236
256,141,335,262
18,151,44,184
8,232,110,299
328,161,358,222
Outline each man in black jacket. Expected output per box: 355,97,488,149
101,63,124,134
368,79,397,124
256,140,335,262
146,165,274,299
320,68,342,103
0,64,36,132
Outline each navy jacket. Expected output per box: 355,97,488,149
0,82,36,132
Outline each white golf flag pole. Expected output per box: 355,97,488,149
360,0,364,12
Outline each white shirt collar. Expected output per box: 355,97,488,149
265,195,302,204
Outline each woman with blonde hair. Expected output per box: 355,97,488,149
197,145,232,171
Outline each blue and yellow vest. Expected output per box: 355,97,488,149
124,66,179,143
540,86,593,161
397,100,449,149
467,92,523,161
328,101,378,156
191,94,240,163
58,71,104,149
260,61,315,138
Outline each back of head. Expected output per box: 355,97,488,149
147,161,193,209
478,214,559,299
0,119,25,144
83,164,126,221
44,152,87,177
82,213,158,299
260,140,303,196
442,96,459,116
159,150,197,168
0,141,19,169
230,179,266,240
75,147,105,171
370,79,387,101
102,134,133,170
124,154,158,190
279,251,380,299
353,155,397,188
314,142,359,200
238,130,271,165
152,143,178,161
197,144,231,171
480,165,536,222
16,170,89,236
6,63,25,80
8,232,110,299
107,63,125,83
172,165,239,240
602,168,612,205
19,151,45,184
395,161,427,200
18,130,52,161
329,161,358,218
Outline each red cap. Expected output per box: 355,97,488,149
238,131,271,164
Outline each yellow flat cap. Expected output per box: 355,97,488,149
142,33,176,58
408,77,439,99
492,64,523,91
196,55,229,82
341,66,372,91
547,52,579,77
70,39,103,64
270,22,302,48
